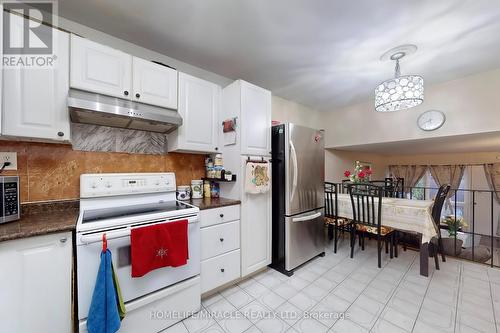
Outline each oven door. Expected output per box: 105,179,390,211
76,215,200,321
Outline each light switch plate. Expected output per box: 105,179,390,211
0,152,17,170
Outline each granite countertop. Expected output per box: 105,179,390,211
189,197,241,210
0,200,79,243
0,197,240,242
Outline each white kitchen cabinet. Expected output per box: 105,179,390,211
199,204,241,293
132,57,177,109
0,232,72,333
70,35,132,99
70,35,179,110
2,24,71,141
168,72,220,153
240,81,272,156
240,171,272,277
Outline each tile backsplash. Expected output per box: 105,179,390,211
71,123,168,154
0,140,205,203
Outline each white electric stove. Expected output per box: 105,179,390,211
76,173,201,333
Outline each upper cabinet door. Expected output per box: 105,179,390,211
171,72,220,153
70,35,132,99
132,57,178,109
240,81,271,156
2,24,70,141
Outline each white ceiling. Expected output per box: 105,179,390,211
333,131,500,155
58,0,500,111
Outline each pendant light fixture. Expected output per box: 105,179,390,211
375,45,424,112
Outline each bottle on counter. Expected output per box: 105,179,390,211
203,181,211,198
210,182,220,198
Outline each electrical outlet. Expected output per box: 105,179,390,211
0,152,17,170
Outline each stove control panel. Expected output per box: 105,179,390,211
80,173,176,198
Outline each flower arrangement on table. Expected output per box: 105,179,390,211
344,161,373,183
443,215,468,237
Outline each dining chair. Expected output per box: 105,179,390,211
324,182,355,253
347,183,397,268
429,184,451,269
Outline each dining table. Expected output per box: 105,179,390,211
335,193,437,277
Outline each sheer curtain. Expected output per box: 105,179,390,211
429,165,466,213
484,163,500,204
388,165,427,196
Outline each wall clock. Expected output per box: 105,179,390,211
417,110,446,131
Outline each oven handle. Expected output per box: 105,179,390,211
80,229,130,245
80,216,199,245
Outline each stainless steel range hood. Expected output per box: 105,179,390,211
68,89,182,133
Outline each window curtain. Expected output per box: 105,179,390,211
388,165,427,195
429,165,465,213
484,163,500,204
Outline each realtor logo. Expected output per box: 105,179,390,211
2,0,57,67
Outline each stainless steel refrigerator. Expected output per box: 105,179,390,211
271,123,325,275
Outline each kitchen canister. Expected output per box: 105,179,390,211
176,186,191,201
191,180,203,199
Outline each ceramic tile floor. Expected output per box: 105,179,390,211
163,239,500,333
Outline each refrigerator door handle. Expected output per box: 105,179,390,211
292,212,322,222
289,140,298,202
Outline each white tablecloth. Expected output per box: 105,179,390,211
335,193,437,243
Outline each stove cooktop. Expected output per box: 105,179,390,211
81,200,193,224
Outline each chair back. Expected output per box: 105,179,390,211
347,183,383,228
431,184,451,229
324,182,338,218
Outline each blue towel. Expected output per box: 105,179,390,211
87,249,121,333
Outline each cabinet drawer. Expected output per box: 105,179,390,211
201,250,241,293
200,205,240,228
201,221,240,260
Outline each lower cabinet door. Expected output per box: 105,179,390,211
0,232,72,333
201,249,241,293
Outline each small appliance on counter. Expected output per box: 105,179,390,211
0,176,20,224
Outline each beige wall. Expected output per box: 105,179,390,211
383,151,500,166
325,149,387,182
323,68,500,149
271,96,323,129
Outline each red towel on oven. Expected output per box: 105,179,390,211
130,220,189,278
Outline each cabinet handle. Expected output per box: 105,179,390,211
60,237,67,243
135,93,141,98
124,90,129,96
57,131,64,137
220,213,224,218
220,238,224,242
215,147,218,151
220,268,225,273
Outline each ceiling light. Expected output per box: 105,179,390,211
375,45,424,112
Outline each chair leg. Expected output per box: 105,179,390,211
377,235,382,268
333,223,338,254
433,243,440,270
350,226,355,259
438,236,446,262
385,238,389,254
328,224,333,240
394,233,398,258
361,233,365,251
389,236,394,259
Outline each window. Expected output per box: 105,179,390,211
410,168,469,220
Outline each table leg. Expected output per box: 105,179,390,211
420,242,429,277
